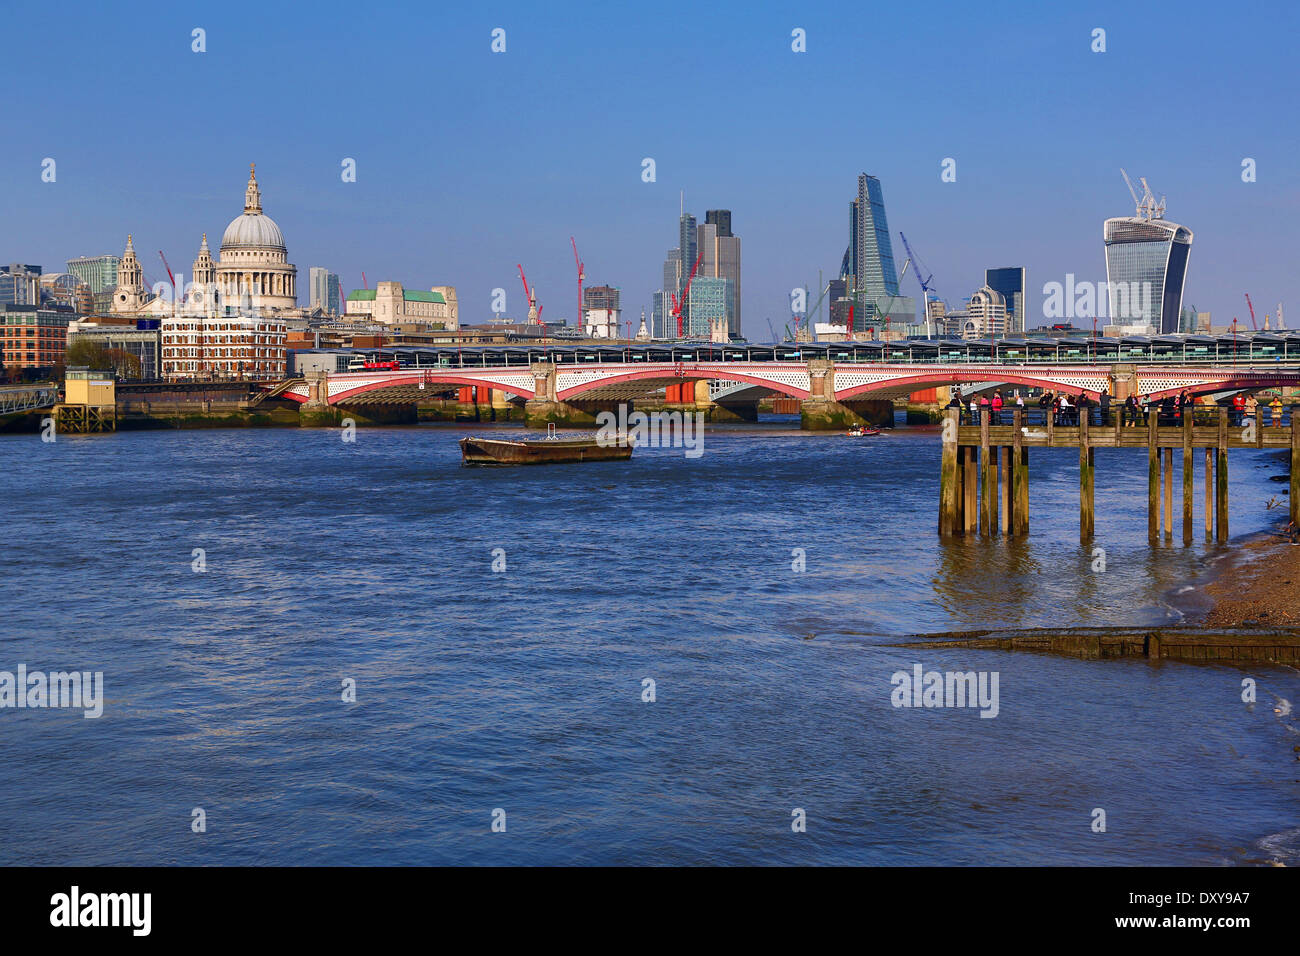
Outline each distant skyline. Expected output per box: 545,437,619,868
6,0,1300,336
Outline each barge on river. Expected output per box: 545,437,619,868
459,432,633,466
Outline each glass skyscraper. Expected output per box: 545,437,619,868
985,267,1027,333
1103,217,1193,334
840,173,905,327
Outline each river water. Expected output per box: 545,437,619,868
2,418,1297,865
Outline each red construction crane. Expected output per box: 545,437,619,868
517,264,541,323
669,251,705,338
158,250,179,302
361,271,368,290
1245,293,1258,330
571,237,585,334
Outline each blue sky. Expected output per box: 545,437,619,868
6,0,1300,336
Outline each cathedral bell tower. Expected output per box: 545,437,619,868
111,234,146,312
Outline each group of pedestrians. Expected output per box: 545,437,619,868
947,387,1291,428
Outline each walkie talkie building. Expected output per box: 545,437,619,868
1103,185,1193,335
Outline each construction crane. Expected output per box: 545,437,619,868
517,264,541,323
898,232,940,338
1245,293,1258,330
157,250,180,304
570,237,585,336
361,271,368,290
765,316,779,343
1120,169,1166,220
670,250,704,339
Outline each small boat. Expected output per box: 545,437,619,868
847,425,881,437
459,429,633,466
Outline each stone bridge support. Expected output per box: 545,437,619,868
800,359,893,429
522,361,616,427
299,370,341,427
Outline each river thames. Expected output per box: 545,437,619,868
2,420,1297,865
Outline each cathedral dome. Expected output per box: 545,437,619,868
221,212,285,251
218,164,285,252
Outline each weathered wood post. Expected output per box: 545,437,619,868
939,407,959,535
1216,406,1229,543
1291,406,1299,527
1000,445,1011,535
1147,412,1159,543
980,409,994,535
1079,411,1094,541
1163,446,1173,540
1182,410,1194,545
963,446,978,535
1013,407,1028,536
1204,447,1213,542
1255,404,1264,448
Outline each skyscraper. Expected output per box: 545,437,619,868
678,213,696,331
654,247,681,337
985,267,1027,334
310,267,342,315
698,210,741,337
840,173,909,328
1104,175,1193,334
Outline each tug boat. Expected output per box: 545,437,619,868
847,425,881,437
459,427,633,465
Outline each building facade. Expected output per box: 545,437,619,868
698,210,741,338
961,286,1008,339
159,314,287,380
310,267,343,315
1103,184,1193,335
345,282,457,328
687,275,729,338
1,264,42,305
984,267,1027,334
582,285,620,338
67,255,120,312
2,303,74,371
67,321,162,380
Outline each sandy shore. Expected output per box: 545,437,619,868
1202,524,1300,627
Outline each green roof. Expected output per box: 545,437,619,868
404,290,446,304
347,289,376,301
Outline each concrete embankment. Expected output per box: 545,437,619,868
892,625,1300,665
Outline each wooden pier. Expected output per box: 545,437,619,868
938,406,1299,542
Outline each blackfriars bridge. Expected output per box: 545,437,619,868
278,336,1300,430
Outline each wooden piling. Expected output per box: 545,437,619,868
1182,411,1194,545
1291,406,1299,527
979,410,993,536
1163,447,1173,540
1013,408,1028,536
963,446,978,535
939,407,959,535
1216,407,1229,543
1147,413,1159,543
1204,447,1213,542
1079,412,1094,541
1255,405,1264,448
1000,445,1011,535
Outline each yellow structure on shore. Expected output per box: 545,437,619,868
57,369,116,432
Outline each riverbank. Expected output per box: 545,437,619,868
1202,525,1300,627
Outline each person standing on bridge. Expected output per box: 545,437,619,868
1232,392,1246,426
1123,393,1137,427
991,390,1004,424
1271,394,1284,426
1245,394,1258,424
1099,386,1111,427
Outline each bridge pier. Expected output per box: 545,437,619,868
298,370,338,427
940,407,1026,537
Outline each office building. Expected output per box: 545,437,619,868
985,267,1027,334
687,276,729,339
310,267,343,315
1,264,42,305
697,210,741,337
582,285,620,338
1103,177,1193,334
67,255,120,312
345,282,457,328
1,303,74,370
962,286,1008,339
